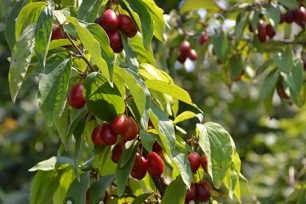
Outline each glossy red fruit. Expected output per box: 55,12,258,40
118,14,137,38
199,33,209,45
177,53,187,64
294,6,306,25
195,182,211,202
188,152,201,173
91,125,104,145
51,25,66,40
147,152,164,177
152,141,163,155
122,117,139,141
185,184,196,203
257,20,267,43
108,31,123,53
180,41,191,56
111,142,125,163
68,84,86,109
277,84,289,99
200,154,208,172
131,153,147,180
284,10,295,23
110,114,129,135
188,49,198,61
100,123,117,145
99,9,119,32
265,24,276,39
279,13,285,24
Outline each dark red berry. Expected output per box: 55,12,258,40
284,10,295,23
257,20,267,43
118,14,137,38
266,24,276,39
147,152,164,177
99,9,119,32
199,33,209,45
108,31,123,53
100,123,117,145
111,142,125,163
185,184,196,203
122,117,139,141
131,153,147,180
188,49,198,61
51,25,66,40
294,6,306,25
177,53,187,64
188,152,201,173
110,115,129,135
195,182,211,202
91,125,104,145
279,13,285,24
179,41,191,56
200,154,208,172
68,84,86,109
152,141,163,155
277,84,289,99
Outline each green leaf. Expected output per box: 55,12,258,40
119,142,137,168
286,61,304,106
78,0,105,22
53,168,75,204
265,5,280,28
29,157,57,171
66,108,88,146
274,47,294,73
87,23,115,75
4,0,26,50
212,31,230,63
15,2,46,40
139,129,156,152
31,170,61,204
145,79,194,106
131,193,152,204
65,172,90,204
150,103,176,157
161,176,186,204
54,105,70,148
173,111,202,124
197,122,234,188
278,0,299,9
172,153,192,188
35,5,53,68
121,34,139,72
235,13,247,41
9,25,35,103
88,174,115,204
135,0,166,42
38,54,72,125
67,17,111,81
84,72,125,121
180,0,219,13
116,145,138,196
124,0,154,49
260,68,279,103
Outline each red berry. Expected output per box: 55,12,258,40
152,141,163,155
91,125,104,145
200,154,208,172
294,7,306,25
257,20,267,43
131,153,147,180
199,33,209,45
284,10,295,23
279,13,285,24
147,152,164,177
51,25,66,40
179,41,191,56
177,53,187,64
185,184,196,203
100,123,117,145
99,9,119,32
195,182,211,202
122,117,139,141
111,142,125,163
277,84,289,99
265,24,276,39
187,152,201,173
110,115,129,135
188,49,198,61
68,84,86,109
118,14,137,38
108,31,123,53
200,181,212,192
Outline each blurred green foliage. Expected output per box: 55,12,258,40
0,0,305,203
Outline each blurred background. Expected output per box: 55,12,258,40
0,0,305,203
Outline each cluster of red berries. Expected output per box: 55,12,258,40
91,114,138,146
187,152,208,173
177,41,198,63
256,20,276,43
185,181,211,203
130,151,165,180
281,6,306,26
95,9,138,53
